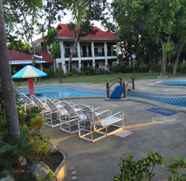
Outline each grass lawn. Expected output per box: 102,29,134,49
15,72,160,86
61,72,159,83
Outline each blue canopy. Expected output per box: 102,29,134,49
12,65,47,79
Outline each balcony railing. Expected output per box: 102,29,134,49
95,52,105,57
65,52,78,58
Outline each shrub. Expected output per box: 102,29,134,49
177,64,186,74
149,64,161,73
81,67,96,75
114,152,163,181
168,159,186,181
0,130,33,172
29,114,44,130
17,104,42,128
96,67,111,74
69,68,80,76
111,63,149,73
133,64,148,73
29,134,49,159
45,69,64,79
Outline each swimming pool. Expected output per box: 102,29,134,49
128,91,186,107
19,85,186,107
159,80,186,86
19,85,105,99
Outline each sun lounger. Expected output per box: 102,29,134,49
58,102,113,134
30,96,66,128
16,92,35,110
78,106,125,142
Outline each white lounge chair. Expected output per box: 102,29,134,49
59,102,113,134
16,92,35,110
58,101,84,133
30,96,66,128
45,99,69,128
78,106,125,142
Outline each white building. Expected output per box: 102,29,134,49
56,24,117,74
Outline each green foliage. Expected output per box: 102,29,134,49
51,42,60,58
63,0,106,26
8,37,32,53
29,134,49,159
4,0,43,43
112,0,186,75
0,130,32,171
17,99,42,128
111,63,150,73
114,152,163,181
168,159,186,181
46,28,57,45
29,114,43,130
177,63,186,74
81,67,96,75
0,97,49,178
163,41,174,57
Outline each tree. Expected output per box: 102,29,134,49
112,0,186,75
7,37,32,53
4,0,42,44
172,0,186,75
0,0,20,139
0,0,42,139
63,0,107,72
146,0,179,75
112,0,151,66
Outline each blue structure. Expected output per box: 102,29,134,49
111,85,124,99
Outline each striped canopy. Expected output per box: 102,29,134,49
12,65,47,79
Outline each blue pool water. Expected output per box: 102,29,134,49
19,85,105,99
160,80,186,86
19,85,186,107
128,91,186,107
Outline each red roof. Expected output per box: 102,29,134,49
57,24,117,41
8,50,33,61
8,50,53,63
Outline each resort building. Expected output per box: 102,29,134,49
56,24,117,74
8,49,53,73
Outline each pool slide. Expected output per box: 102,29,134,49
110,85,124,99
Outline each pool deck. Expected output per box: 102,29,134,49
41,98,186,181
25,79,186,180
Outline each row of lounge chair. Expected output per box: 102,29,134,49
18,92,125,143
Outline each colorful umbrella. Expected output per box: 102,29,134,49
12,65,47,96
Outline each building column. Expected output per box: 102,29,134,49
104,42,108,67
60,41,67,74
91,41,95,68
77,41,81,71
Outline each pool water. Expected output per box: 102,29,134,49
19,85,105,99
19,85,186,107
160,80,186,86
128,91,186,107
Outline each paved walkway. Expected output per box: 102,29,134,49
41,99,186,181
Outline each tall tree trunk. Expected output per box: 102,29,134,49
173,54,180,76
0,0,20,139
161,42,167,75
173,43,184,76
